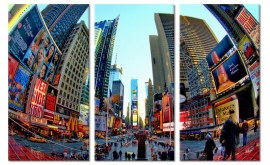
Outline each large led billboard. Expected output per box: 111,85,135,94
235,7,260,50
153,92,162,113
239,35,256,63
211,51,248,94
43,85,58,120
27,78,48,118
248,60,260,97
8,5,62,85
162,94,172,123
95,116,106,131
215,99,239,124
132,109,138,122
206,35,234,69
8,63,31,111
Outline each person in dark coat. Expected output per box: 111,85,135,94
220,110,239,160
127,153,131,160
125,152,127,160
119,150,122,160
203,132,216,160
241,120,249,146
161,151,167,160
131,152,136,160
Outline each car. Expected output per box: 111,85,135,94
30,136,46,143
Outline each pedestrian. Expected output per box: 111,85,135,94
203,132,216,160
127,153,131,161
132,152,136,160
220,109,239,160
150,147,154,156
119,150,122,160
241,119,249,146
121,142,123,148
152,152,158,160
113,150,118,160
161,151,167,160
166,143,169,149
125,152,127,160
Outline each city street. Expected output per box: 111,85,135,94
95,133,174,161
180,128,260,160
10,133,88,157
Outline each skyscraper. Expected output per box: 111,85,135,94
94,15,120,110
108,63,123,97
150,13,174,93
180,15,218,99
131,78,138,128
41,4,89,51
145,78,154,130
112,80,124,118
55,20,89,127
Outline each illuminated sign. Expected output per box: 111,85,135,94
28,78,48,118
8,64,31,111
235,7,260,50
215,99,239,124
211,51,248,94
44,85,58,120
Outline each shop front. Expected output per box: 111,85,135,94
180,129,201,140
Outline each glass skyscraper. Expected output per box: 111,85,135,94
41,4,89,51
94,15,120,110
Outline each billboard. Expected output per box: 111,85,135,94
79,104,89,125
28,78,48,118
239,35,256,62
211,51,248,94
153,92,162,113
43,85,58,120
8,64,31,111
215,99,239,124
132,109,138,122
162,94,172,123
248,61,260,98
235,7,260,50
180,83,186,103
163,122,174,132
95,97,100,112
206,35,234,68
8,5,43,61
8,5,62,85
95,116,106,131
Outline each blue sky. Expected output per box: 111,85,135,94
95,5,174,119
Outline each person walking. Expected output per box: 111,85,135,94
220,109,239,160
203,132,216,160
131,152,136,160
119,150,122,160
127,153,131,161
125,152,127,160
241,120,249,146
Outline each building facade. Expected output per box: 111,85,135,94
94,15,120,110
131,79,138,129
41,4,89,51
180,15,218,100
150,13,174,93
55,20,89,135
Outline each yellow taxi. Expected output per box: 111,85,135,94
30,136,47,143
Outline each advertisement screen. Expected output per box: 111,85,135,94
94,97,100,112
179,111,190,130
163,122,174,132
79,104,89,125
44,85,58,120
215,99,239,124
235,7,260,50
239,35,256,62
153,92,162,112
211,51,248,94
206,35,234,68
8,5,62,85
8,53,19,80
132,109,137,122
28,78,48,118
8,64,31,111
162,94,172,123
53,73,61,86
95,116,106,131
248,61,260,98
8,5,43,61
